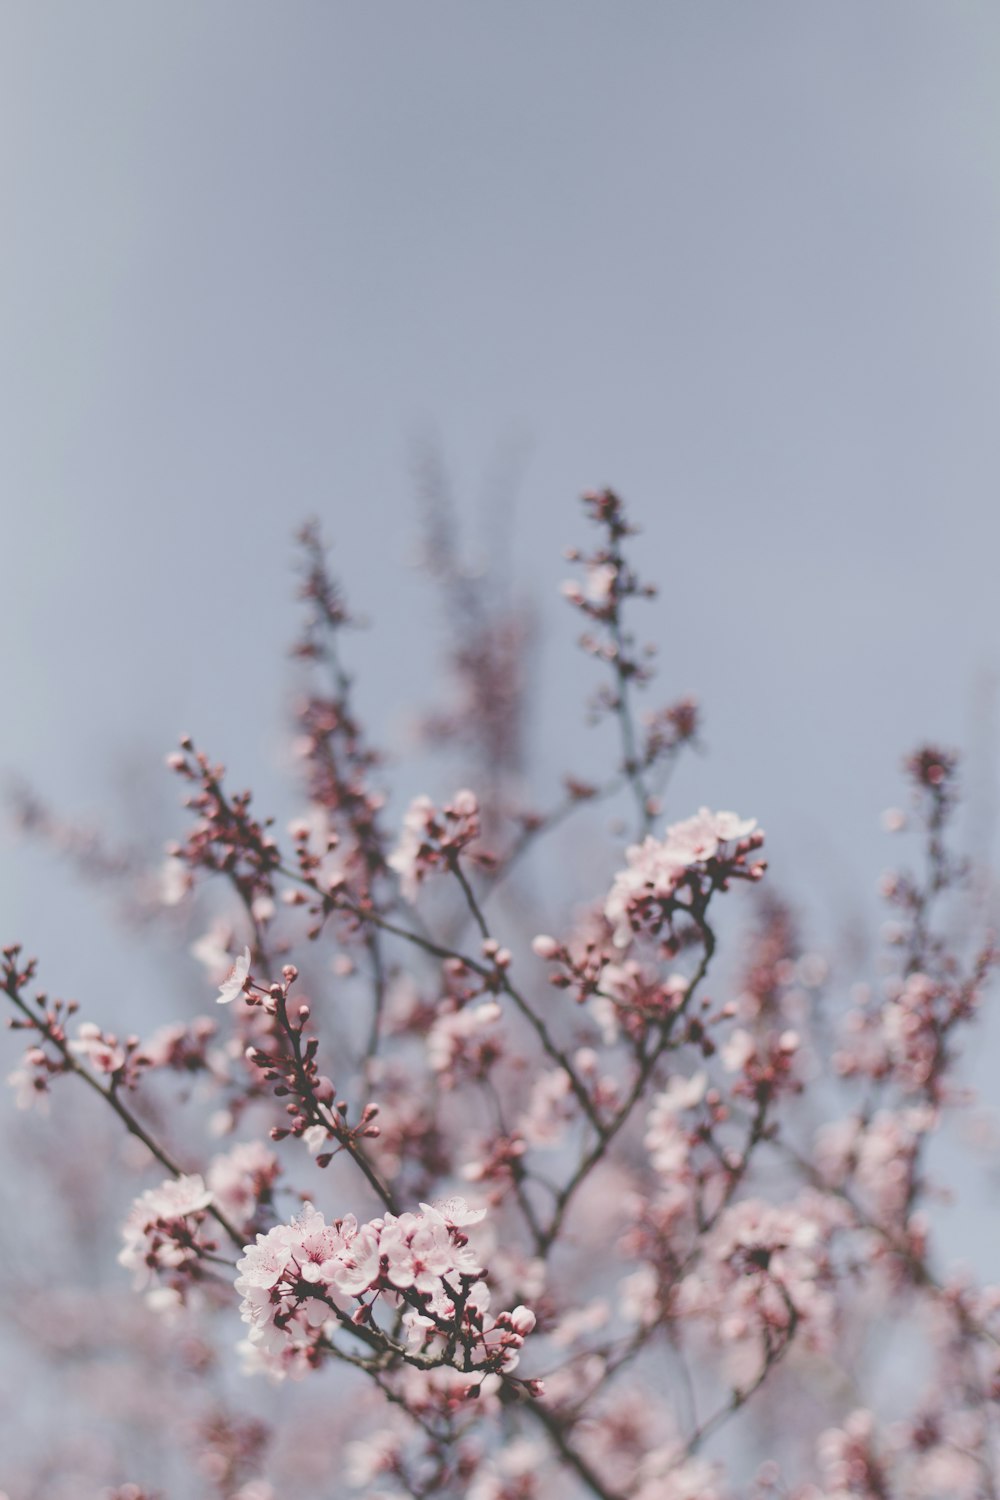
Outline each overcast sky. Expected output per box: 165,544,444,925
2,4,1000,1015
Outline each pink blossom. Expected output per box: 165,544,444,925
217,946,252,1004
466,1439,549,1500
378,1208,479,1293
69,1021,126,1076
191,919,240,979
675,1193,846,1383
8,1048,53,1112
302,1122,331,1156
605,807,761,947
235,1198,533,1382
426,999,501,1079
517,1067,574,1148
141,1016,217,1073
388,790,483,902
633,1450,726,1500
815,1108,935,1226
119,1174,215,1297
644,1071,705,1176
207,1141,279,1228
343,1428,404,1489
584,561,618,605
531,933,561,960
160,854,192,906
419,1195,488,1227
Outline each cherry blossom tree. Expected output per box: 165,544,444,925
4,490,998,1500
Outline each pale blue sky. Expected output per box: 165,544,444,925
2,2,1000,1001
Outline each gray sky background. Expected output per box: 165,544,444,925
2,3,1000,1013
5,10,1000,1485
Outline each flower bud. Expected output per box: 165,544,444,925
532,935,560,960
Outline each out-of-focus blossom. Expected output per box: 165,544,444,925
119,1175,215,1298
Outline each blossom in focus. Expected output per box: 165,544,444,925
605,807,760,948
234,1196,533,1382
217,947,252,1004
388,790,481,903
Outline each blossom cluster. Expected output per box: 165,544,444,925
674,1193,846,1383
118,1174,217,1302
605,807,764,948
388,789,488,903
235,1196,536,1387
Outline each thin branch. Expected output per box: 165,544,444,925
2,971,245,1252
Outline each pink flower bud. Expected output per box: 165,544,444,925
511,1305,536,1336
532,935,560,960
